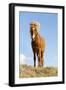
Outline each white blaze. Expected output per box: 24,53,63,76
32,34,35,39
33,27,35,30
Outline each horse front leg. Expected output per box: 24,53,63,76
38,50,42,67
34,53,36,67
37,52,39,67
41,51,44,67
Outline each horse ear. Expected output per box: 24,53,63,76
33,21,40,31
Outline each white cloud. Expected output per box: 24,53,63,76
20,54,33,66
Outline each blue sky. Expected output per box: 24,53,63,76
19,11,58,67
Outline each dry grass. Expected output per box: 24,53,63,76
19,64,58,78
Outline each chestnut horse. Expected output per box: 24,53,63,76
30,21,45,67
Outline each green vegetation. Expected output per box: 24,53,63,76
19,64,58,78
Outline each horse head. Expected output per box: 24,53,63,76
30,21,40,41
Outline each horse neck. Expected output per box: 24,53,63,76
34,32,39,41
32,31,40,42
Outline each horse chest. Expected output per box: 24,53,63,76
31,40,40,52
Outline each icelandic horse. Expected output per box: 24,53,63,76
30,21,45,67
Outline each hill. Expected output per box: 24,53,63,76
19,64,58,78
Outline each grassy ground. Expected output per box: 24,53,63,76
19,64,58,78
